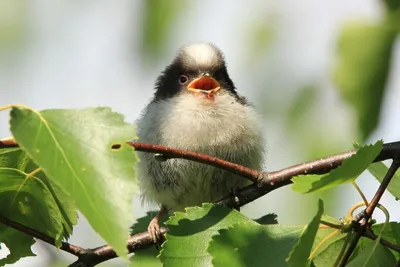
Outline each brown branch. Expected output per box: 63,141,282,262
218,142,400,208
1,139,400,266
69,227,168,267
363,227,400,253
339,159,400,266
127,141,262,183
0,214,84,257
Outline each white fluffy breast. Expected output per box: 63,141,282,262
139,91,262,151
136,91,264,210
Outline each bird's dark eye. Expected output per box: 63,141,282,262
179,75,188,85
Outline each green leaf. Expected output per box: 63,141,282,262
368,162,400,200
292,141,383,193
9,107,138,258
311,228,349,267
0,148,77,240
0,168,63,264
346,242,396,267
287,199,324,267
0,227,35,266
312,222,400,266
333,20,396,141
160,203,256,267
371,222,400,260
131,247,162,267
209,223,303,267
0,147,76,264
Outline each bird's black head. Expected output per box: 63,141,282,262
153,43,240,102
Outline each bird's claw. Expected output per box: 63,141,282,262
148,216,162,243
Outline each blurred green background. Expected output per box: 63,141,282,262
0,0,399,266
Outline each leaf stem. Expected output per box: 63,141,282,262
309,229,340,259
27,167,42,178
339,160,400,266
352,181,368,206
1,139,400,266
0,104,32,112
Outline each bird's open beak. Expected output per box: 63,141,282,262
187,75,220,95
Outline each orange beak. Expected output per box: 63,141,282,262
187,76,220,95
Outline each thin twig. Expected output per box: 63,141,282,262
363,227,400,253
128,142,262,183
339,160,400,266
68,227,168,267
1,139,400,266
0,214,84,257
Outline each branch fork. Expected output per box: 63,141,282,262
1,139,400,266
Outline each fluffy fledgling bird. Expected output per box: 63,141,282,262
136,42,264,241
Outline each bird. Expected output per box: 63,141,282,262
136,42,264,241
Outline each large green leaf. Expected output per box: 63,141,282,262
9,107,138,258
368,162,400,200
292,141,382,193
0,169,63,264
371,222,400,260
130,247,162,267
209,223,303,267
0,148,77,239
346,242,396,267
0,226,35,266
0,147,78,265
160,203,256,267
312,222,400,266
333,20,396,141
311,228,348,266
287,199,324,267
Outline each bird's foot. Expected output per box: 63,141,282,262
148,206,167,244
148,216,162,243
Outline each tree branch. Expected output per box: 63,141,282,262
339,159,400,266
128,142,262,183
363,226,400,253
0,214,84,257
1,139,400,266
68,227,168,267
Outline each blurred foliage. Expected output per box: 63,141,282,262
0,1,27,53
286,85,318,128
244,18,274,64
383,0,400,12
333,17,398,142
285,84,349,160
140,0,187,63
